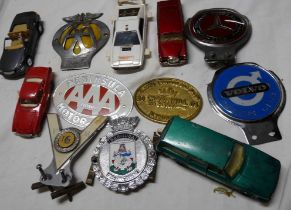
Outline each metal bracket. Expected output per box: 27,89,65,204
241,119,281,145
204,48,236,69
31,181,86,202
34,113,108,187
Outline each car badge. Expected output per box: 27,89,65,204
207,63,286,145
52,13,110,70
134,78,202,123
185,8,251,68
31,114,108,200
91,116,157,192
53,73,133,128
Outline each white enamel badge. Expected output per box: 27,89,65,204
53,74,133,128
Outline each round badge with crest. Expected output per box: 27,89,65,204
91,116,157,193
185,8,251,68
53,73,133,128
207,63,286,145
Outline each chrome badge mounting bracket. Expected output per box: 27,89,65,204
92,116,157,193
34,113,108,187
207,63,286,145
52,13,110,70
185,8,251,68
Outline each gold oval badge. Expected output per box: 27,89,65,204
134,78,202,123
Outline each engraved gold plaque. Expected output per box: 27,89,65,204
134,78,202,123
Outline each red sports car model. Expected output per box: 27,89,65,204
157,0,187,66
12,67,53,137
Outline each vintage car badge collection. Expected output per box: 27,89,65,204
0,0,286,204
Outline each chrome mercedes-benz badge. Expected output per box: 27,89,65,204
53,73,133,128
92,116,157,192
185,8,252,68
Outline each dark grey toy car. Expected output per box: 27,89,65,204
0,11,43,78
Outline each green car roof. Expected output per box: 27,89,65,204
159,116,234,170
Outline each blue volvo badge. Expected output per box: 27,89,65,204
208,63,286,145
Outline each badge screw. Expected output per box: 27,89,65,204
91,156,98,163
59,169,67,183
36,164,47,181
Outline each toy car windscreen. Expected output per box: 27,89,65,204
114,31,140,46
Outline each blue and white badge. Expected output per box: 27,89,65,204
208,63,285,145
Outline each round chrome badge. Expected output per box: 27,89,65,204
92,117,156,193
53,74,133,128
185,8,251,68
208,63,286,145
54,128,80,153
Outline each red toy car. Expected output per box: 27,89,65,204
157,0,187,66
12,67,53,137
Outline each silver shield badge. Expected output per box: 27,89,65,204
92,116,157,192
52,13,110,70
53,73,133,128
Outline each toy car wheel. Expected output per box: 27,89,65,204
27,57,33,67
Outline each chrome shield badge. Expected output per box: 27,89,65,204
207,63,286,145
53,74,133,128
92,116,157,193
185,8,251,68
52,13,110,70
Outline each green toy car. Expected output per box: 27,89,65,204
157,116,280,202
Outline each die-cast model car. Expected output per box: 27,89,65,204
0,11,43,78
157,116,280,202
111,0,150,70
12,67,53,137
157,0,187,66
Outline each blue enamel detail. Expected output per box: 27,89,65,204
212,64,282,121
